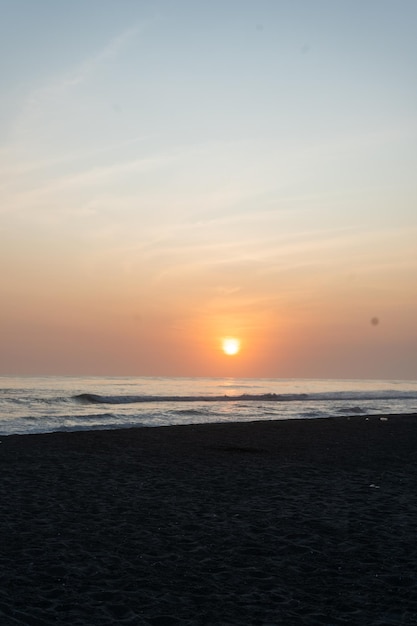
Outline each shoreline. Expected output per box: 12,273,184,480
2,410,417,440
1,414,417,624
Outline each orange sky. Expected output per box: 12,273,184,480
1,1,416,378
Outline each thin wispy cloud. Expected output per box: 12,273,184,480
25,25,143,103
7,23,148,158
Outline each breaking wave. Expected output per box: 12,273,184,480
73,390,417,405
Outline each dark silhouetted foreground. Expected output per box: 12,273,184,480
1,415,417,625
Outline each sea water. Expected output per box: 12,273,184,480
0,376,416,436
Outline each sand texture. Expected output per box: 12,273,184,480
1,415,417,625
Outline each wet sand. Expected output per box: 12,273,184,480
1,414,417,625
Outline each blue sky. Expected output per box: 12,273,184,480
1,0,416,377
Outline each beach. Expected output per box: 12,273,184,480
1,415,417,625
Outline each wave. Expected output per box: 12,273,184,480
169,408,212,417
73,391,417,405
74,392,308,404
72,412,117,420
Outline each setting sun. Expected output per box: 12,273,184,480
222,338,241,356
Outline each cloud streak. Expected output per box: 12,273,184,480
24,25,142,104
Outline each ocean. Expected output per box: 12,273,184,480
1,376,416,436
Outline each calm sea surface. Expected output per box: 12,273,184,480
1,376,416,436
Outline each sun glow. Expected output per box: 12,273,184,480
222,337,241,356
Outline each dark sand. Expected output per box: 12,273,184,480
1,415,417,625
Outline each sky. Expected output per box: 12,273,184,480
1,0,416,379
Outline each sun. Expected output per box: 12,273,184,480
222,337,241,356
